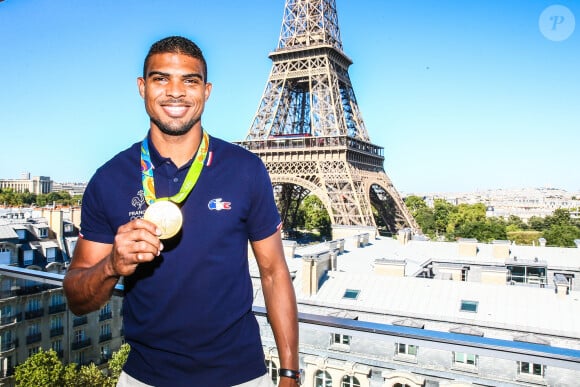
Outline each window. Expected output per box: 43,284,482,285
343,289,360,299
1,304,12,319
75,350,86,365
99,303,112,321
28,322,40,335
0,245,10,265
1,331,13,352
330,333,351,352
265,359,278,384
28,346,41,357
50,293,63,306
518,361,544,376
101,344,111,360
460,300,478,313
38,228,48,238
52,339,62,353
75,329,85,343
315,370,332,387
395,343,417,356
100,324,111,336
23,251,33,266
453,352,478,367
46,247,56,262
50,315,63,329
332,333,351,345
27,298,41,312
341,375,360,387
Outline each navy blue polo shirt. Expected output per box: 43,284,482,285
80,132,281,386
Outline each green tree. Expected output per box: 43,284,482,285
455,218,507,242
404,195,428,214
71,363,108,387
15,349,66,386
15,346,129,387
106,343,130,386
0,188,22,206
404,195,436,237
433,199,454,237
300,195,331,239
506,215,527,231
543,224,580,247
447,203,487,238
528,216,546,231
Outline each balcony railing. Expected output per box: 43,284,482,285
71,338,92,350
50,326,64,337
49,303,67,314
73,315,88,327
26,332,42,345
1,264,580,376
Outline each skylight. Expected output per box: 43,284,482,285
343,289,360,300
460,300,478,313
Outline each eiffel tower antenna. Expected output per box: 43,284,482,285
236,0,419,237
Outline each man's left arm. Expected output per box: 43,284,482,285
252,231,300,386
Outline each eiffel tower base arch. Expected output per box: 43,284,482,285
260,143,419,241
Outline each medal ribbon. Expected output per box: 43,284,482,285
141,130,210,205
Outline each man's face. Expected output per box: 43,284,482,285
138,52,212,136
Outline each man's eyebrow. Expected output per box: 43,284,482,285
147,71,170,78
146,71,204,81
182,73,204,81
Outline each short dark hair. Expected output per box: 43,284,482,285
143,36,208,82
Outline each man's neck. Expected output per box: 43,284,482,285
150,126,202,168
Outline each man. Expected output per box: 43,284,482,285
63,36,300,387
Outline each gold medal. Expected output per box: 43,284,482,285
143,201,183,239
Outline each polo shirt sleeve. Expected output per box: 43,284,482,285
78,171,116,245
246,158,282,242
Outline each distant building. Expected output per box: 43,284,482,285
411,187,580,222
51,182,87,197
0,173,52,195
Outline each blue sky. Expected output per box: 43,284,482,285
1,1,578,194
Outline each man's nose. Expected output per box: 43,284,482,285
166,79,185,98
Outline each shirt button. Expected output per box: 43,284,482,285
173,178,179,183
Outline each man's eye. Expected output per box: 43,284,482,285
185,78,201,85
153,77,167,82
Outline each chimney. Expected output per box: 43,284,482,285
539,238,547,247
553,274,569,297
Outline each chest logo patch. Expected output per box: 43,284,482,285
208,198,231,211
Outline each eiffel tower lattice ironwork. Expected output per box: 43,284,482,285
236,0,419,235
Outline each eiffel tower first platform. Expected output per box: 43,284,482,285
235,0,419,238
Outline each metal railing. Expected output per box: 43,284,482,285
1,264,580,373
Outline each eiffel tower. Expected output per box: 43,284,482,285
236,0,419,237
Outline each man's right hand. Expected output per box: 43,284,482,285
110,218,164,277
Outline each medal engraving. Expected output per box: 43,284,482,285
143,201,183,239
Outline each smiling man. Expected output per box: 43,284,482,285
63,36,300,387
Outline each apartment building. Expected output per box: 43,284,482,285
0,207,124,383
252,233,580,386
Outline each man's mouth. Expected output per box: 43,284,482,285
162,105,190,118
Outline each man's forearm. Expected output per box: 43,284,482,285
262,270,299,370
63,255,120,315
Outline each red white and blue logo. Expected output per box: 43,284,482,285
208,198,231,211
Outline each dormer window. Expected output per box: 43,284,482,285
38,228,48,238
